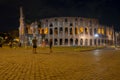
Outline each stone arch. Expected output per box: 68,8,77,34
80,27,84,34
70,23,73,26
55,18,58,21
94,39,97,45
54,27,58,35
49,23,53,27
75,27,78,34
94,28,97,34
90,28,92,35
85,27,88,34
59,27,63,32
60,39,62,45
54,39,58,45
49,28,53,35
70,38,73,45
98,39,100,46
85,39,88,46
102,39,104,45
65,18,68,22
65,27,68,34
70,28,72,35
80,39,83,46
75,39,78,46
59,27,63,35
90,39,92,46
65,39,68,45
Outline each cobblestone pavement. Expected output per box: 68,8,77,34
0,47,120,80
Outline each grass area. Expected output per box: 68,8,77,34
51,46,105,52
0,46,105,53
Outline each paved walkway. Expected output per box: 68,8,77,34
0,47,120,80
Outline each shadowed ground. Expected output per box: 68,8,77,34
0,47,120,80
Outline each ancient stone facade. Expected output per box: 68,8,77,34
19,7,115,46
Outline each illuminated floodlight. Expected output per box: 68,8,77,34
94,34,99,37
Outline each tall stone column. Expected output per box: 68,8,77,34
68,25,70,46
73,24,75,46
93,27,95,46
63,22,65,46
82,39,85,46
48,27,50,44
58,22,60,46
88,27,90,46
78,36,80,46
52,27,54,46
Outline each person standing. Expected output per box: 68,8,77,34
0,43,2,48
49,39,53,53
32,37,37,53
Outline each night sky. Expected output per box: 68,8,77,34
0,0,120,32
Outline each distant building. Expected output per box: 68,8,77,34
19,7,115,47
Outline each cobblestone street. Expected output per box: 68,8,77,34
0,47,120,80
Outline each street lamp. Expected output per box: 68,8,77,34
94,34,99,48
94,34,99,37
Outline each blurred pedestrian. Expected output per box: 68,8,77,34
19,42,21,47
0,43,2,48
49,39,53,53
32,37,37,53
9,42,12,48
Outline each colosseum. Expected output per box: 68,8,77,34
19,7,115,47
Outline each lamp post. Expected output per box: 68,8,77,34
94,34,99,48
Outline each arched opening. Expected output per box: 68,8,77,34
85,28,88,34
55,18,58,21
94,28,97,34
54,39,58,45
90,28,92,35
49,28,53,35
70,23,73,26
70,38,73,45
75,27,78,35
102,39,104,45
94,39,97,45
75,18,78,21
80,27,84,34
90,39,92,46
65,39,68,45
98,39,100,46
65,18,67,22
80,39,83,46
65,27,68,34
75,39,78,46
59,27,63,35
85,39,88,46
50,23,53,27
60,39,62,45
54,27,58,35
70,28,72,35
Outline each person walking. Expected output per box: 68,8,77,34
0,43,2,48
32,37,37,53
49,39,53,53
